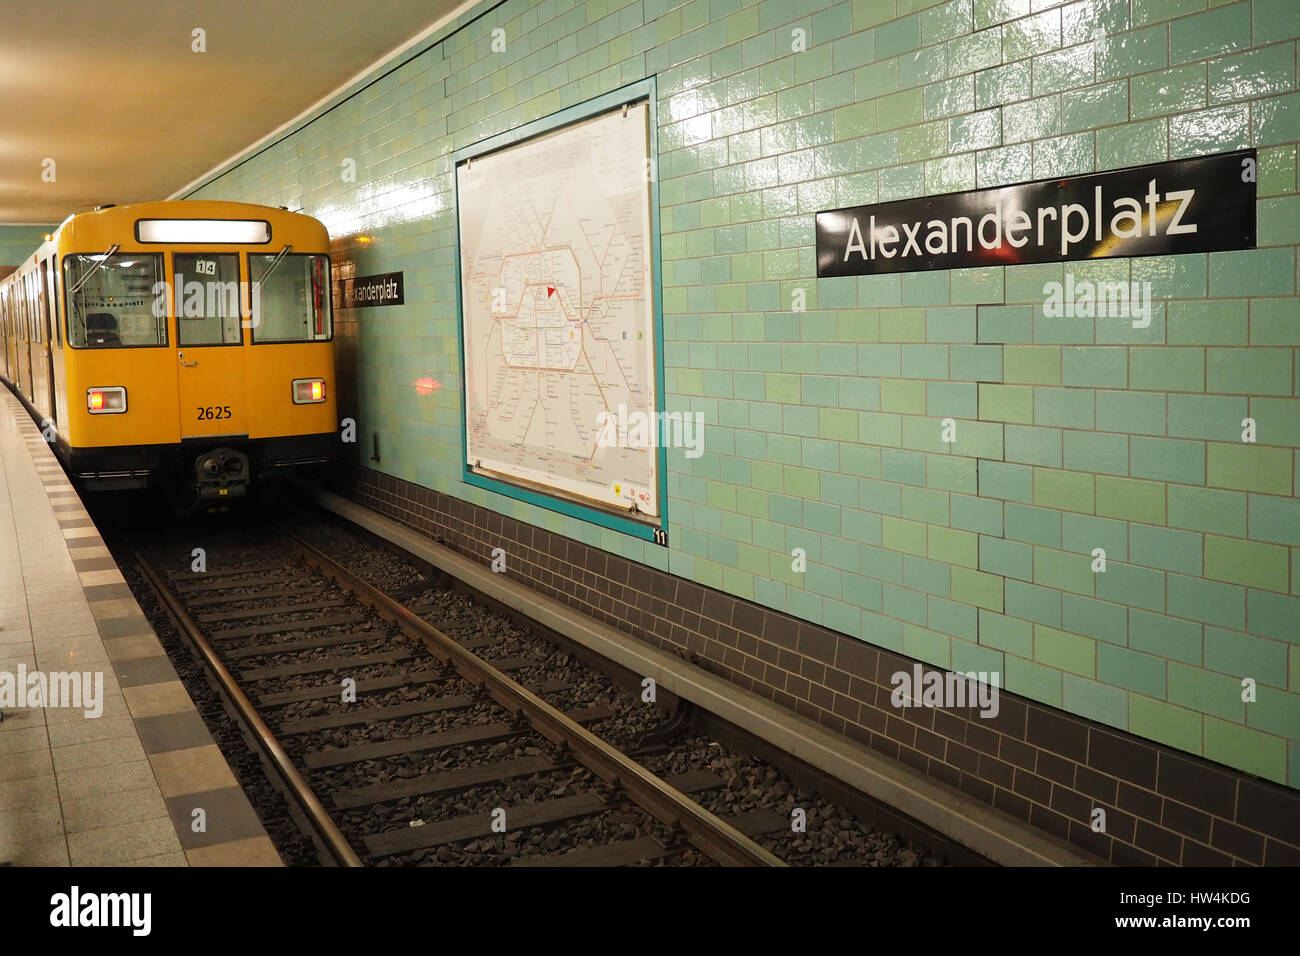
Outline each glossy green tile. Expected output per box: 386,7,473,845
920,0,973,46
1254,0,1300,41
1254,90,1300,147
1166,394,1244,443
1006,578,1063,625
1033,467,1095,512
1204,534,1290,593
1064,431,1130,476
1096,25,1168,83
1257,145,1298,198
1208,41,1296,105
1062,0,1131,44
1003,95,1062,143
1129,347,1204,392
1248,588,1300,642
1004,345,1061,385
974,0,1029,31
1035,624,1097,677
1033,42,1096,96
1099,644,1167,697
979,384,1034,423
1130,609,1203,664
1034,386,1095,429
949,109,1001,152
1205,717,1286,783
980,534,1034,581
1168,485,1247,538
1035,546,1096,595
898,120,949,162
1096,390,1166,436
1170,103,1250,157
1134,0,1207,28
946,27,1002,77
1169,571,1246,629
1206,443,1293,496
901,44,948,90
976,143,1034,186
1259,195,1300,247
1131,63,1207,119
1097,118,1168,168
876,11,921,58
950,566,1005,611
1095,475,1165,524
1065,675,1127,729
1060,346,1126,388
975,60,1032,109
1004,9,1062,60
1210,249,1296,298
1132,525,1203,576
1130,436,1205,485
1170,2,1251,64
1247,493,1300,547
1129,695,1203,756
1006,424,1062,467
1207,347,1293,396
1062,80,1129,133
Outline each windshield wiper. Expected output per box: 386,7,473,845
68,244,120,296
259,244,294,283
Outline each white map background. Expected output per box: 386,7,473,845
458,100,659,518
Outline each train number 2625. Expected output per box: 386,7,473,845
197,406,232,420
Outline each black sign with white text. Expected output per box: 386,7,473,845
816,149,1256,277
334,271,404,308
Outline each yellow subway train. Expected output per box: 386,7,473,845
0,201,338,509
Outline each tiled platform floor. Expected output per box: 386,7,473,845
0,389,281,866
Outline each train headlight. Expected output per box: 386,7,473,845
87,387,127,414
292,378,326,404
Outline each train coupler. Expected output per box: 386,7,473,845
195,447,251,500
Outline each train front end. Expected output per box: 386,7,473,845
59,201,338,506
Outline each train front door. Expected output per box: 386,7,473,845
173,252,250,444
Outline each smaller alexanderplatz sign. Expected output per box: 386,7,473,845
816,149,1257,277
334,271,405,308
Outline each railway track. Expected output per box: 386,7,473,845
129,526,789,867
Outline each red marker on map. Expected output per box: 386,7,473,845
547,286,556,297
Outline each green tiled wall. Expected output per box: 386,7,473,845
191,0,1300,788
0,226,53,267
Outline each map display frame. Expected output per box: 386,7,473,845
452,79,667,545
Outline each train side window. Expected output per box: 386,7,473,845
63,253,166,348
247,253,332,343
47,258,60,348
35,264,49,345
174,253,242,346
27,273,39,343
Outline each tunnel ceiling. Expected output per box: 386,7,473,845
0,0,470,224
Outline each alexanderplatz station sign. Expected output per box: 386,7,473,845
816,150,1256,277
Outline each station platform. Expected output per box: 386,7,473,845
0,390,280,866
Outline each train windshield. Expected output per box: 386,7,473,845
248,253,332,343
63,253,167,348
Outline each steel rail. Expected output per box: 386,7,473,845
129,541,364,867
278,527,786,868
